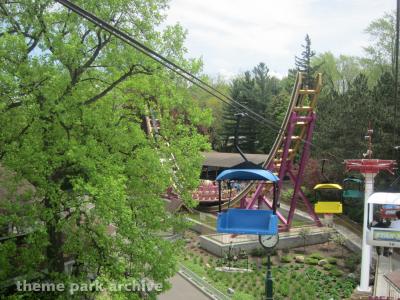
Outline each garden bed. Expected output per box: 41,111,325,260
181,230,360,299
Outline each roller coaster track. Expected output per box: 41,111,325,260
198,72,323,231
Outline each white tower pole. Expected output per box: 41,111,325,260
358,172,376,292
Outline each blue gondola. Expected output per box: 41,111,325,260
216,168,279,235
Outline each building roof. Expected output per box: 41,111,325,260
368,192,400,205
201,152,268,168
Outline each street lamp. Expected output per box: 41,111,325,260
259,234,279,300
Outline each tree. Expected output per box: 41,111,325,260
362,11,396,81
330,233,346,259
314,74,373,178
295,34,319,88
298,227,310,253
0,1,209,298
312,52,362,94
187,75,229,150
221,62,281,153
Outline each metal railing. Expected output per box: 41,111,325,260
178,263,231,300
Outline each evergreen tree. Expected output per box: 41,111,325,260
295,34,319,88
221,63,280,153
222,71,257,153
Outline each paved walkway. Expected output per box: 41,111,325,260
374,254,392,296
158,273,210,300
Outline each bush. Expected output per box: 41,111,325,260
345,253,361,272
327,257,337,265
250,248,264,257
330,268,344,277
281,247,290,254
309,252,324,260
281,188,294,202
280,255,292,263
294,264,303,270
305,257,319,265
323,263,333,270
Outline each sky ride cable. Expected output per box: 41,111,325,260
54,0,280,132
54,0,348,166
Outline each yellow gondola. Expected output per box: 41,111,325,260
314,183,343,214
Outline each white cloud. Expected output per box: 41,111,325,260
165,0,395,78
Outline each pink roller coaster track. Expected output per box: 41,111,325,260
193,72,323,232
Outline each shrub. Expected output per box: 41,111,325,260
309,252,324,260
299,227,311,253
270,249,278,256
305,257,319,265
280,255,292,263
250,247,264,257
345,253,361,272
327,257,337,265
294,264,302,270
281,188,294,202
330,268,344,277
323,263,333,270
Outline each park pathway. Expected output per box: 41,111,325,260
159,264,230,300
158,273,210,300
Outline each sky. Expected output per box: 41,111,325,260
165,0,395,79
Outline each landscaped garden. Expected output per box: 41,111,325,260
181,231,360,300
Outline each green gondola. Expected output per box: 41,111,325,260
342,177,363,199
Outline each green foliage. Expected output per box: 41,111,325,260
327,257,338,265
298,227,311,253
250,247,265,257
309,252,324,260
304,257,318,265
0,1,210,298
345,253,361,272
295,34,319,87
232,291,254,300
184,251,356,300
280,188,294,203
330,233,347,258
220,62,283,153
280,255,293,263
362,11,396,82
187,76,229,150
322,263,333,271
329,268,344,277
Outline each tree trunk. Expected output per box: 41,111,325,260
45,197,65,274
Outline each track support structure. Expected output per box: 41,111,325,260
243,73,323,232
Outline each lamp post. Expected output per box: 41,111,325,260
259,235,279,300
265,251,273,300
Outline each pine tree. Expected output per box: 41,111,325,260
295,34,318,88
221,63,280,153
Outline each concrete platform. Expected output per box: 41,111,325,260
199,226,334,257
